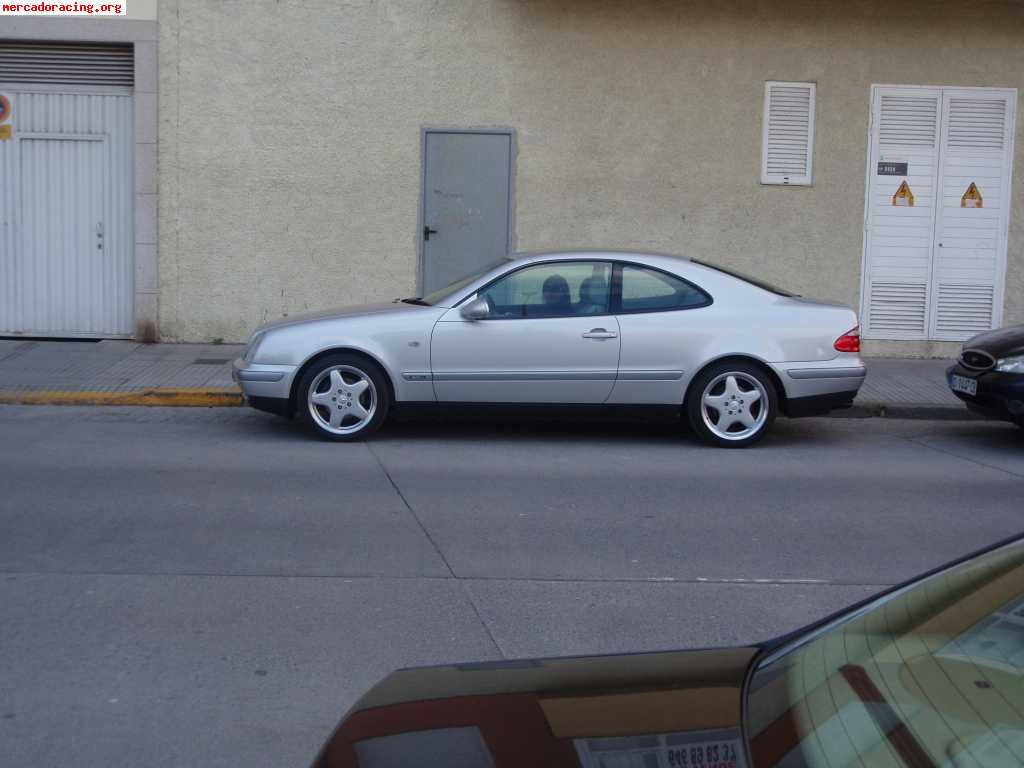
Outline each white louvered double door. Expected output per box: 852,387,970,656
861,86,1017,341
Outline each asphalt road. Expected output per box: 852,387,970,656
1,405,1022,767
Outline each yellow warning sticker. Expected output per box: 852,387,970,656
0,125,11,141
892,180,914,207
961,182,983,208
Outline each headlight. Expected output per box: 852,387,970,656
244,330,267,362
996,354,1024,374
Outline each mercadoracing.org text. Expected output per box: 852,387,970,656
1,2,125,15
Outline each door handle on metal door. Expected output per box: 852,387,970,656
423,226,438,241
582,328,617,339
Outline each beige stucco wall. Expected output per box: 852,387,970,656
126,0,157,20
156,0,1024,348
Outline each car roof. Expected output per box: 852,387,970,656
507,249,692,266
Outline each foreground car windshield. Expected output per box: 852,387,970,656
748,537,1024,768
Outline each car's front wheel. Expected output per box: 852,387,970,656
686,360,777,448
298,354,390,441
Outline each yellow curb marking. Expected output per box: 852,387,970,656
0,388,243,407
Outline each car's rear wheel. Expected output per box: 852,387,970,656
298,354,390,441
686,360,777,448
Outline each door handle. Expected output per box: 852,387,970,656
582,328,617,339
423,225,438,241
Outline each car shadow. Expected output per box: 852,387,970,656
238,406,854,448
376,412,688,445
361,413,849,448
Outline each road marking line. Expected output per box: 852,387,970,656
696,577,833,584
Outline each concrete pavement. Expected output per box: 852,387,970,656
0,406,1021,767
0,337,965,416
0,339,244,405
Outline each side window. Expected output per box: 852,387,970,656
481,262,612,319
619,265,710,312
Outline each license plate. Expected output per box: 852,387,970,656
951,374,978,396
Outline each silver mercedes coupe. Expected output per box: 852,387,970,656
232,251,866,447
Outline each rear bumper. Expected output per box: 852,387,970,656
772,358,866,415
946,363,1024,425
770,358,864,417
783,389,859,417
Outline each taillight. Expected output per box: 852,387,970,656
834,327,860,353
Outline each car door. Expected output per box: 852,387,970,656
430,260,620,403
608,262,714,405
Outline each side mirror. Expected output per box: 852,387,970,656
459,296,490,321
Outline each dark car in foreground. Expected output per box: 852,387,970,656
311,534,1024,767
947,324,1024,428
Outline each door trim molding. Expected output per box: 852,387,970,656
430,370,619,382
417,126,517,295
410,370,684,382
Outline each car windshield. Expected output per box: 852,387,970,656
410,264,504,307
693,259,797,297
747,537,1024,768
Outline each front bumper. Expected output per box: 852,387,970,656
231,357,297,403
946,363,1024,425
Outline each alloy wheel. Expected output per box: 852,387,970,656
700,371,769,442
307,365,377,436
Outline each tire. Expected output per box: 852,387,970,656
297,353,390,441
686,360,778,448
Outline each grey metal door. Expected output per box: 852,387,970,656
421,131,511,294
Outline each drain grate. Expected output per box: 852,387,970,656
193,358,231,365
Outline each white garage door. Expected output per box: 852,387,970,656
861,86,1017,341
0,43,134,338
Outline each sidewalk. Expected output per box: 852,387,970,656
852,357,966,418
0,338,971,417
0,339,244,406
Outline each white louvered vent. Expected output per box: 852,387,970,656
934,284,994,339
0,42,133,87
878,95,938,148
947,98,1007,150
761,81,815,186
868,282,927,336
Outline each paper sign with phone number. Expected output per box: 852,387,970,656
576,728,747,768
664,734,744,768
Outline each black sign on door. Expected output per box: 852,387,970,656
877,162,909,176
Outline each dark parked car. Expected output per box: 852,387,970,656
947,323,1024,427
311,534,1024,768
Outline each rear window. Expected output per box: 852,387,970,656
692,259,796,297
